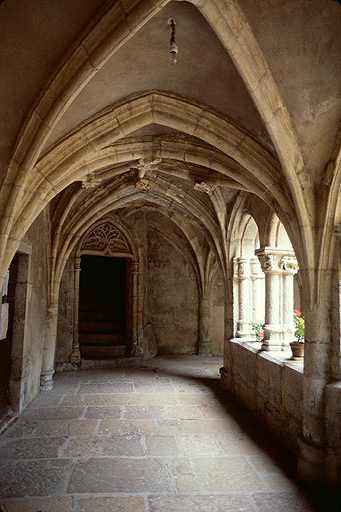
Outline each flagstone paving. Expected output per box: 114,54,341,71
0,356,339,511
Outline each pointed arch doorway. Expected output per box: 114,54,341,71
73,219,139,361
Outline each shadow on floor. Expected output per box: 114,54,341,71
144,359,341,512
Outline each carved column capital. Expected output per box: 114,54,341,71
255,247,295,275
280,255,299,275
74,258,81,272
131,262,139,275
235,257,251,278
258,253,277,273
250,257,264,279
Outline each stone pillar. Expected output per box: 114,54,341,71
298,227,341,485
70,257,81,365
256,248,293,351
250,256,265,328
40,304,58,391
130,262,139,357
297,298,330,484
331,225,341,380
198,296,211,355
281,256,298,347
235,257,252,339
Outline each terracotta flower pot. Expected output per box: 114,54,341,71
290,341,304,360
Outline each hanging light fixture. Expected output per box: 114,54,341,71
168,18,178,64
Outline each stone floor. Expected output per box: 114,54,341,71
0,356,340,512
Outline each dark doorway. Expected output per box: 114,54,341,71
78,255,127,358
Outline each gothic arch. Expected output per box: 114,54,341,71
239,214,260,258
5,94,303,284
52,179,224,295
266,214,294,252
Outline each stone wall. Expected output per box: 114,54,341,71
147,228,198,355
55,216,205,360
210,270,225,356
221,339,303,455
325,383,341,485
56,257,74,364
17,212,48,410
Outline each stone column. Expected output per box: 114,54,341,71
130,262,139,357
256,249,284,350
198,296,211,355
70,258,81,365
250,256,265,328
235,257,252,339
281,256,298,347
40,304,58,391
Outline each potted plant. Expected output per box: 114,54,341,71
252,321,264,341
290,309,304,360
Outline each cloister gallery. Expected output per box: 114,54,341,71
0,0,340,495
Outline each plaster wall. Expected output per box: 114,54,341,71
221,339,303,455
147,228,198,355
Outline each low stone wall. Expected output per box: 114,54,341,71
220,339,303,455
325,382,341,485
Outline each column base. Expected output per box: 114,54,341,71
219,366,231,390
70,347,81,366
40,369,55,391
236,332,254,340
198,340,212,356
261,341,282,351
297,437,329,485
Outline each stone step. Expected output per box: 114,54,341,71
79,298,123,307
80,280,114,287
79,333,125,345
79,314,124,325
79,302,124,312
80,344,127,359
79,321,124,333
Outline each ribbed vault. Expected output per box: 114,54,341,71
0,0,320,305
2,92,306,294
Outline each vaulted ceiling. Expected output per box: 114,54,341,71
0,0,340,294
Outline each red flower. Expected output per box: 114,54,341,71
294,309,301,316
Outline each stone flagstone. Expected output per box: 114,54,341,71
0,356,325,511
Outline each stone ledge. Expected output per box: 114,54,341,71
230,338,304,373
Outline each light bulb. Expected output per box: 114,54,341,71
169,42,178,65
170,52,177,65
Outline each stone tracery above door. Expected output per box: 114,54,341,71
81,222,131,257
